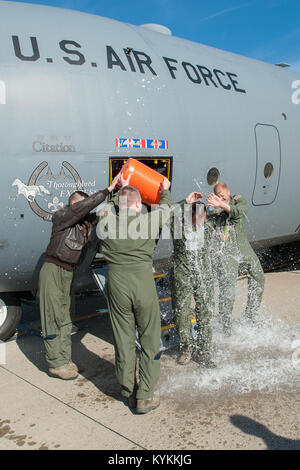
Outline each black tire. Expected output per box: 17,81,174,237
0,294,22,341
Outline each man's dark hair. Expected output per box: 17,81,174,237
69,191,89,205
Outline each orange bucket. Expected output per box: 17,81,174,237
120,158,165,205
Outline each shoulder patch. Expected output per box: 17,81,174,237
234,194,241,200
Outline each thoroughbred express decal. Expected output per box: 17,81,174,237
11,161,96,221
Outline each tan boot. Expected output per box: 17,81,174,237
177,347,193,365
48,363,79,380
136,395,160,414
68,362,79,373
193,352,217,369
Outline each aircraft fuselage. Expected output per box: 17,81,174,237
1,1,300,296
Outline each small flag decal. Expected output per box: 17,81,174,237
115,138,169,149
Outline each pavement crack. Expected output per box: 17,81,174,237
0,365,146,450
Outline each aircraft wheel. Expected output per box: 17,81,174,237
0,294,22,341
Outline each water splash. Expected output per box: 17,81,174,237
160,316,300,397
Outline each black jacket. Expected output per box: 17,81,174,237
45,189,109,271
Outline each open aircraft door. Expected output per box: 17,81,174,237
252,124,281,206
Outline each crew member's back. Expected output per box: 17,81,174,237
97,179,171,414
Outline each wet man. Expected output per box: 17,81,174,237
206,182,265,334
97,175,171,414
170,192,216,368
39,173,120,380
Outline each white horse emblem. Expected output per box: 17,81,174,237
12,178,50,202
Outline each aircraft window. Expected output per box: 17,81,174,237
207,167,220,186
109,157,172,198
264,162,274,179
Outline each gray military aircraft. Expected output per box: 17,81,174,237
1,0,300,340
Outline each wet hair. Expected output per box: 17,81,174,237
214,182,229,194
69,190,89,205
119,185,141,208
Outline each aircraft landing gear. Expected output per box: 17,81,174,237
0,294,22,341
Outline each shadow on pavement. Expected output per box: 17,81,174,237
230,414,300,450
16,310,124,404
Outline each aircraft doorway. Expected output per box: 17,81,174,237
252,124,281,206
109,157,172,199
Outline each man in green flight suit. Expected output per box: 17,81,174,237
206,182,265,334
39,172,121,380
97,174,171,414
170,192,216,368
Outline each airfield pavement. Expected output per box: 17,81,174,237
0,269,299,452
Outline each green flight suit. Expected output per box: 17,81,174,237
208,194,265,330
97,190,172,400
39,262,74,368
39,187,109,370
170,201,215,354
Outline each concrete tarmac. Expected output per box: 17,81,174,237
0,270,299,451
